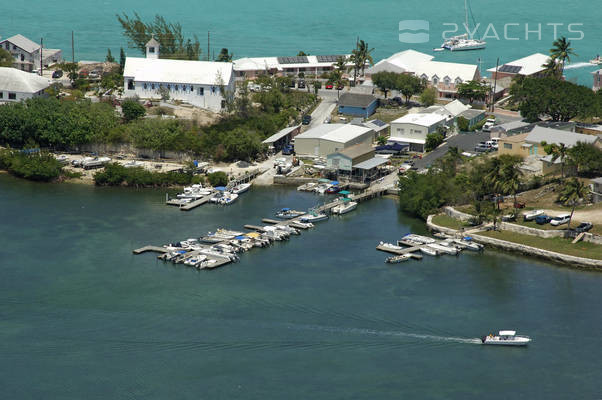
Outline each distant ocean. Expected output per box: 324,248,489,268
2,0,600,84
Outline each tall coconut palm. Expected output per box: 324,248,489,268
498,157,523,214
541,57,560,78
547,142,570,178
356,39,374,76
550,36,577,76
557,178,589,229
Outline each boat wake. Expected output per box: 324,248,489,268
565,62,596,70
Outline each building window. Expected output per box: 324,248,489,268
167,84,171,90
20,54,24,61
151,83,155,90
8,93,16,100
143,83,147,89
175,85,179,91
0,92,3,99
149,47,155,53
127,79,134,90
13,45,17,50
504,143,513,150
211,86,216,93
198,87,204,95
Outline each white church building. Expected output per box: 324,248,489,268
123,38,234,112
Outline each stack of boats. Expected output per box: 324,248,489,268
169,182,252,207
297,180,342,195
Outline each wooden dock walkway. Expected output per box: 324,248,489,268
376,244,423,259
179,193,214,211
133,245,169,255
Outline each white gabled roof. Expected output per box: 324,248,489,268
392,112,446,127
296,123,373,144
487,53,550,76
367,49,434,75
0,67,51,93
526,126,599,147
233,57,281,72
124,57,233,86
0,34,40,54
415,60,478,83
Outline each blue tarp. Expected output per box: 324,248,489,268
214,186,226,191
177,250,187,254
331,181,339,185
281,208,291,211
193,160,198,167
463,236,473,241
235,236,246,240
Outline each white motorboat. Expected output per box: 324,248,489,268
523,209,545,221
453,238,483,251
402,234,436,244
275,208,306,219
230,183,251,195
219,192,239,205
481,330,531,346
314,183,333,195
123,160,143,168
297,182,317,191
427,243,458,255
379,242,404,251
300,211,329,223
291,221,314,229
178,184,212,199
420,246,439,256
332,199,357,215
55,154,69,164
386,254,412,263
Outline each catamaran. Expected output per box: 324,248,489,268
441,0,486,51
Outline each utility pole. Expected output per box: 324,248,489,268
207,31,210,61
71,31,75,64
491,57,499,113
40,38,43,76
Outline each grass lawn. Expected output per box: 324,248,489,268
371,107,409,124
478,230,602,260
432,214,473,230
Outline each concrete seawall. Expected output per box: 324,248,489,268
426,215,602,269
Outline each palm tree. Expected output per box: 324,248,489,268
349,50,362,86
550,36,577,76
541,57,560,78
356,39,374,76
557,178,589,229
443,146,463,174
548,142,569,178
334,56,348,73
376,135,388,146
498,158,523,215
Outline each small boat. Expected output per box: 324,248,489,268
420,246,439,256
218,192,239,205
326,186,340,194
453,237,483,251
379,241,404,251
332,199,357,215
230,183,251,195
55,155,69,164
314,183,333,195
433,47,445,52
427,243,458,255
590,55,602,65
290,221,314,229
386,254,412,263
275,208,306,219
300,212,328,223
523,209,545,221
297,182,317,191
481,330,531,346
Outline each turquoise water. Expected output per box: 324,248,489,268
1,173,602,398
2,0,600,84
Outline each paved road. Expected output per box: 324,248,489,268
413,131,491,169
308,97,337,128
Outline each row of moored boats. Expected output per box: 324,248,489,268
170,182,252,206
381,234,484,263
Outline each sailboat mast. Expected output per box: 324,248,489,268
465,0,469,32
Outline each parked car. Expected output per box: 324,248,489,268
575,222,593,233
302,115,312,125
297,80,305,89
336,84,344,90
485,140,498,150
535,215,552,225
325,83,333,89
52,69,63,79
474,144,491,153
550,213,571,226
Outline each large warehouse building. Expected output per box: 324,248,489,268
293,124,375,157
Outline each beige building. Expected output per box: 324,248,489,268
326,143,375,172
293,124,374,157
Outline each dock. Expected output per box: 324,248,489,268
133,245,169,255
179,193,214,211
376,244,423,259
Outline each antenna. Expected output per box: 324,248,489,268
40,38,43,75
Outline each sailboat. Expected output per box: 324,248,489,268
441,0,486,51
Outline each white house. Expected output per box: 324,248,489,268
365,49,480,99
390,113,447,152
0,34,62,72
293,123,375,157
487,53,551,80
0,67,51,102
123,39,234,112
233,54,356,79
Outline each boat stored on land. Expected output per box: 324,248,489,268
481,330,531,346
523,209,545,221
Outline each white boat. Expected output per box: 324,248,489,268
314,183,333,195
523,209,545,221
481,330,531,346
178,184,212,199
379,242,404,251
441,0,486,51
386,254,412,263
453,238,483,251
590,55,602,65
230,183,251,195
291,221,314,229
427,243,458,255
218,192,239,205
402,234,436,244
420,246,439,256
55,154,69,164
297,182,317,191
275,208,306,219
82,156,111,170
300,212,329,223
332,200,357,215
123,160,143,168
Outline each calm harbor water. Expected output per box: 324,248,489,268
2,0,601,84
1,173,601,398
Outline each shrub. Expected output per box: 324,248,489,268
0,149,63,181
207,171,228,187
425,132,444,152
457,116,470,132
121,99,146,122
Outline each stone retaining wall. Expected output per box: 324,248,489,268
273,176,315,186
499,222,569,239
444,206,474,222
583,233,602,245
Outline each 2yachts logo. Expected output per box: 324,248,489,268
398,20,430,43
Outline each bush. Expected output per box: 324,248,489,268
207,171,228,187
420,87,437,106
0,149,64,181
457,116,470,132
121,99,146,122
93,163,193,187
425,132,444,152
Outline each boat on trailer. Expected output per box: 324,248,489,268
481,330,531,346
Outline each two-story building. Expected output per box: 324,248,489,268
389,113,447,152
0,34,62,72
123,39,234,112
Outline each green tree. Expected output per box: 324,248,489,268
312,80,322,95
0,48,13,67
119,48,126,74
420,87,437,106
121,99,146,122
207,171,228,187
376,135,387,146
105,49,115,63
60,62,79,83
541,57,560,78
550,36,577,77
557,178,589,229
397,74,425,104
543,141,571,178
116,13,201,60
425,132,444,152
568,142,602,176
297,51,309,56
216,48,233,62
356,39,374,76
371,71,397,99
457,80,489,104
457,116,470,132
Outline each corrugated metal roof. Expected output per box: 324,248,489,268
338,93,377,108
0,34,40,53
353,157,389,170
526,126,599,147
329,143,373,159
296,123,373,143
262,125,300,144
124,57,233,85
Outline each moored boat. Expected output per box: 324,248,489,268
275,208,306,219
300,212,329,223
481,330,531,346
332,199,357,215
386,254,412,263
231,183,251,195
420,246,439,256
427,243,458,255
